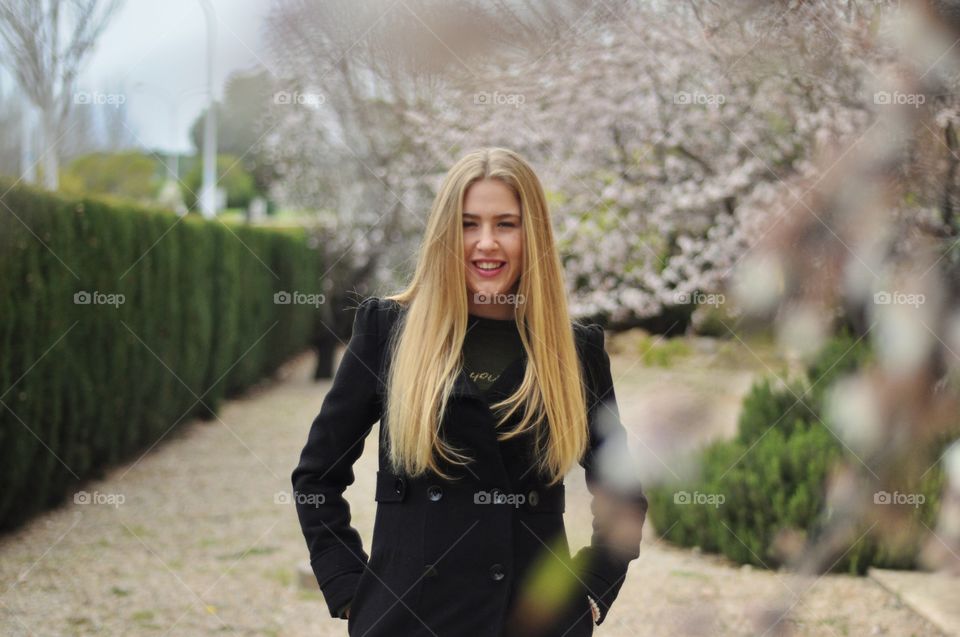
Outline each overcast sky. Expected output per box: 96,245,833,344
79,0,275,153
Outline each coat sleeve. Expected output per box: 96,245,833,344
291,296,384,619
572,324,648,626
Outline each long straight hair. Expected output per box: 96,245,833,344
383,147,588,486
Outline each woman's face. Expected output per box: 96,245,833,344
462,178,523,318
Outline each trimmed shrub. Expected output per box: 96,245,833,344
0,178,320,530
181,154,258,211
59,151,164,203
649,329,955,574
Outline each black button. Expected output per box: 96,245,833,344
424,563,439,578
489,563,505,581
394,478,404,494
528,490,540,507
427,485,443,501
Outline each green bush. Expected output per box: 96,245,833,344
0,178,320,530
59,151,164,203
635,333,692,367
181,154,258,211
649,329,954,574
734,377,810,443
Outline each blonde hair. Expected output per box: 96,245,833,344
383,147,588,486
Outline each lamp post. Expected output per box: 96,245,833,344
198,0,218,219
129,83,208,181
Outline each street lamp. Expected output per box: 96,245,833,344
129,83,209,181
198,0,218,219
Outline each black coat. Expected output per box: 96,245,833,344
292,297,648,637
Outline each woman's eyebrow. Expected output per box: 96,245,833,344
463,212,521,219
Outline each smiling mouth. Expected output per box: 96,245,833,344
471,260,506,276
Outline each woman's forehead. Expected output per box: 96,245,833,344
464,179,518,206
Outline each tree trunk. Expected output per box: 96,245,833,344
41,106,59,191
20,104,36,183
943,121,958,231
312,336,338,381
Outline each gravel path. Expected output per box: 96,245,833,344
0,347,946,637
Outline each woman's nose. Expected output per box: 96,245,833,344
477,224,498,249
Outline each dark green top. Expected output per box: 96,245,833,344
463,312,524,396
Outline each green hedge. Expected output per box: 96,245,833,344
648,329,955,574
0,179,321,530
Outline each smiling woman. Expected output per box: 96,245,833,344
291,147,648,637
462,179,524,319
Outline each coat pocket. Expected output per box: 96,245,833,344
556,592,596,637
348,472,427,637
346,555,426,637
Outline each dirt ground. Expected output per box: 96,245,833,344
0,345,946,637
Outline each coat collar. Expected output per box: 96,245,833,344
378,299,592,403
451,352,527,402
449,324,593,403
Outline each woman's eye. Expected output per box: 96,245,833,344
462,221,516,228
